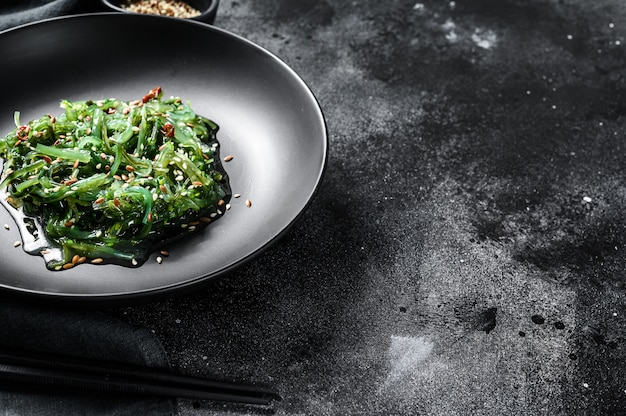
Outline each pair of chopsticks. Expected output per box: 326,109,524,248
0,348,280,406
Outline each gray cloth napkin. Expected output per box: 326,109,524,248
0,300,177,415
0,0,100,31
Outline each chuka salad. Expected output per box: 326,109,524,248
0,87,230,270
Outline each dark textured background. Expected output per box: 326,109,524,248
3,0,626,414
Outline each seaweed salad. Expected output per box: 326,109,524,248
0,87,230,270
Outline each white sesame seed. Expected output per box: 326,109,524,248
3,224,9,230
156,256,163,264
13,241,21,247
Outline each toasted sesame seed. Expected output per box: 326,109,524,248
63,262,75,270
122,0,202,18
126,165,135,172
91,258,104,264
160,250,170,257
95,197,105,204
71,254,80,264
246,199,252,208
224,155,234,162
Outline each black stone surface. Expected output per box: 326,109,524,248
4,0,626,414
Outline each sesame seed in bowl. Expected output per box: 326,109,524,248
100,0,219,24
123,0,201,19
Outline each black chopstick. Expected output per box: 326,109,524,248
0,349,280,406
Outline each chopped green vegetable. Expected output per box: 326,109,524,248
0,87,230,270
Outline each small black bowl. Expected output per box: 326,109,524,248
100,0,219,24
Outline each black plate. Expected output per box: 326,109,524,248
0,14,327,302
